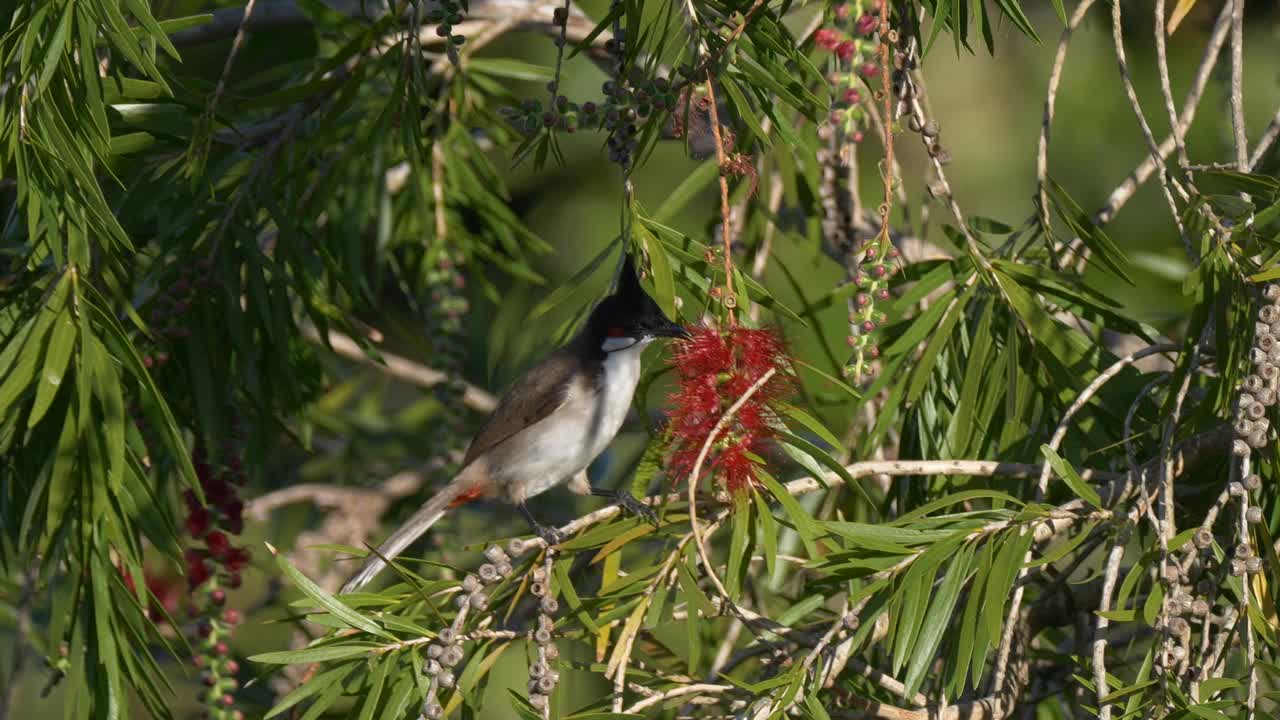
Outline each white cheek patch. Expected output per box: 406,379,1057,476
602,336,638,352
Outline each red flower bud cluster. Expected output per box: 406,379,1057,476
183,446,250,590
181,428,250,720
666,326,793,493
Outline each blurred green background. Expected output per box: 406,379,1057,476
2,1,1279,717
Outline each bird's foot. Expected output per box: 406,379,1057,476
609,490,659,527
533,523,566,546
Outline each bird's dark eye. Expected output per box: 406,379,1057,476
607,326,626,337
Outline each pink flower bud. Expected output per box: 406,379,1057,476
815,28,840,50
835,41,857,61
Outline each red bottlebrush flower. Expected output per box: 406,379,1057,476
856,13,878,36
185,506,211,537
814,28,840,50
667,325,793,494
835,41,857,61
205,530,231,560
843,88,861,104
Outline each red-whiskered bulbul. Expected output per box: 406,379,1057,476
341,254,689,593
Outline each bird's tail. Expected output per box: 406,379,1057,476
340,464,484,594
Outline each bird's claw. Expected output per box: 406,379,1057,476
615,491,659,527
534,524,566,546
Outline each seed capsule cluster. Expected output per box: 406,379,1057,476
420,544,517,719
526,553,561,715
1235,283,1280,456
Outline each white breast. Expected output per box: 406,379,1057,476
505,340,649,501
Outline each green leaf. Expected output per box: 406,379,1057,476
265,664,357,718
28,311,76,430
756,468,819,557
903,542,974,695
251,643,379,664
633,223,678,319
1046,176,1133,283
275,552,393,639
1041,445,1102,508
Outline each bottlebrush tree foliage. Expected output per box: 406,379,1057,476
1,1,1279,720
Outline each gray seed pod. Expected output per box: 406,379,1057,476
843,613,860,630
1193,528,1214,549
529,693,548,709
1257,323,1273,339
1172,645,1187,660
1246,557,1263,574
1248,431,1268,449
1236,543,1253,559
461,575,480,593
1244,375,1264,393
427,643,443,659
538,615,555,631
1231,558,1247,576
540,597,560,614
438,670,455,689
537,675,557,694
534,628,552,645
1235,418,1255,436
1269,346,1280,363
1246,402,1266,420
1191,599,1210,616
1261,305,1277,323
1271,320,1280,336
478,564,499,583
1265,284,1280,301
1233,440,1252,457
532,567,548,584
1255,387,1276,405
1247,507,1263,524
1229,481,1247,497
496,561,513,577
543,643,560,660
1259,334,1277,352
441,645,465,668
1167,617,1190,637
529,661,547,678
507,538,527,557
438,628,457,645
484,546,508,564
1244,473,1262,490
1262,364,1279,382
469,592,489,611
423,701,444,719
454,594,469,609
424,659,442,676
530,581,547,597
1162,564,1182,585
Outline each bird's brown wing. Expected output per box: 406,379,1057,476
463,346,586,465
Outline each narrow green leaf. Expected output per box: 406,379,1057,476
1041,445,1102,508
275,552,393,639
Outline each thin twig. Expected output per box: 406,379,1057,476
704,77,737,325
299,324,497,412
1037,0,1099,239
1247,104,1280,172
1095,1,1232,226
1229,0,1248,170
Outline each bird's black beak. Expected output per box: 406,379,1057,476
652,320,693,340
